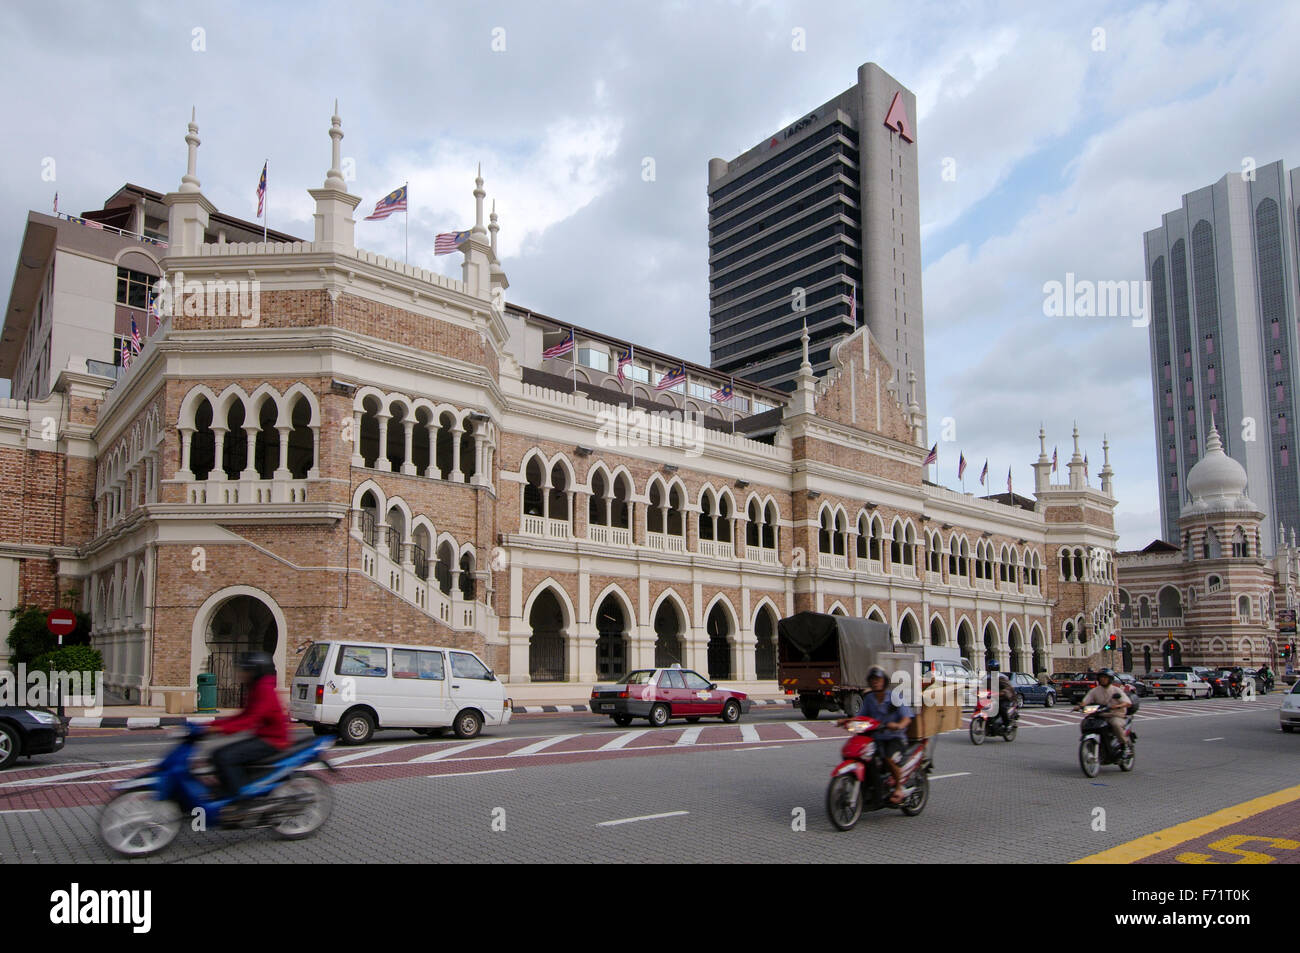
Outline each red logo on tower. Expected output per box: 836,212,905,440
883,91,914,142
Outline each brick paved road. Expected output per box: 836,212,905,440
1,695,1293,863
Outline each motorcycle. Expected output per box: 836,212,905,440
1228,675,1243,699
825,716,932,831
98,724,336,857
1077,703,1136,777
969,691,1019,745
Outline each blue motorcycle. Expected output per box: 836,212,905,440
98,724,336,857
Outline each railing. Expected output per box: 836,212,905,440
57,211,169,247
820,552,847,571
610,526,631,546
1126,616,1184,628
522,514,571,539
187,477,309,505
412,544,427,580
698,539,734,559
387,530,402,564
86,359,124,381
746,547,779,565
588,524,610,545
646,532,687,553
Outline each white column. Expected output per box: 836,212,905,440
240,426,259,480
401,419,416,475
309,426,320,479
178,427,195,480
351,410,364,466
274,427,292,480
451,426,464,482
374,412,391,471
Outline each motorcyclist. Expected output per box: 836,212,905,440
1260,664,1275,693
1073,668,1131,747
1229,667,1244,698
996,672,1018,732
206,651,290,797
854,666,913,803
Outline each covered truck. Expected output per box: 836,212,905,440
777,611,898,720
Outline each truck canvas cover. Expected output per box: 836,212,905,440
777,611,894,687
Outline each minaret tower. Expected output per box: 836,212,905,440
308,101,362,251
163,107,216,256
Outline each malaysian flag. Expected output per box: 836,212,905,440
120,338,131,369
849,281,857,324
1084,454,1089,479
130,316,142,354
365,185,408,221
1051,446,1058,473
922,443,937,466
434,230,469,255
656,364,686,391
542,328,575,359
52,192,58,214
958,453,967,480
1007,467,1013,495
616,347,633,381
979,460,988,486
712,382,734,403
149,284,163,332
256,162,267,217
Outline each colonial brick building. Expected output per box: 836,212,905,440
0,109,1123,704
1118,422,1292,672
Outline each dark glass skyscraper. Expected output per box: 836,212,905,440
707,63,924,416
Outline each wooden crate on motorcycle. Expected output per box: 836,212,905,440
907,702,961,739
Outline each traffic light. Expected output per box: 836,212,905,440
1106,634,1117,651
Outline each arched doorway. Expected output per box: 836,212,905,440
1008,624,1026,672
754,605,777,679
983,622,999,670
706,603,733,680
594,594,628,680
1143,645,1152,674
929,617,946,647
654,600,683,668
1031,625,1046,676
899,614,920,645
205,594,278,707
528,589,566,682
957,620,974,664
1121,640,1133,672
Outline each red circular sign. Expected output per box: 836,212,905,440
47,609,76,636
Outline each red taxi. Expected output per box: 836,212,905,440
590,666,751,727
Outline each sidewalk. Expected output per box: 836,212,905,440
62,681,793,728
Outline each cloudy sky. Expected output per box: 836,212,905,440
3,0,1297,549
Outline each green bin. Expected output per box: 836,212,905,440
196,672,218,713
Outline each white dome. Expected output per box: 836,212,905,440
1184,422,1253,514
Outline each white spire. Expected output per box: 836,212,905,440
323,99,346,191
472,163,486,236
180,107,201,193
488,199,499,255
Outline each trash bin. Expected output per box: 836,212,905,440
196,673,218,713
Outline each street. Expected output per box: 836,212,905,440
1,694,1296,864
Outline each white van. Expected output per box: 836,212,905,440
289,640,512,745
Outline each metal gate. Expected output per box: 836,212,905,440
207,644,249,708
755,637,776,679
707,636,731,680
529,633,566,682
595,633,626,680
655,635,682,669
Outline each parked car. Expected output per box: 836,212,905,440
591,666,750,727
1205,669,1234,697
1279,681,1300,732
1150,671,1213,700
1116,673,1150,698
1005,671,1056,707
0,706,68,770
922,657,981,708
1057,672,1100,703
289,639,512,744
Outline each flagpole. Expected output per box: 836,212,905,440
630,344,636,410
571,327,577,393
263,159,268,242
730,376,735,434
404,180,409,264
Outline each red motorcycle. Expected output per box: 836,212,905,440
825,716,932,830
969,690,1019,744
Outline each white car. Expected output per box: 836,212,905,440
289,639,512,744
1280,682,1300,733
1151,671,1212,700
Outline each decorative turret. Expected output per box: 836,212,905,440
307,101,362,250
1066,423,1086,490
460,164,494,298
906,369,924,447
163,108,217,256
1100,435,1115,497
1184,419,1255,515
788,318,818,415
1033,424,1052,493
488,199,508,296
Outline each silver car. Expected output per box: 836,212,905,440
1151,672,1212,700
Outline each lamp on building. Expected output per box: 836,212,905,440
735,479,750,489
806,490,821,500
467,411,491,423
574,445,593,457
329,379,357,396
662,463,679,473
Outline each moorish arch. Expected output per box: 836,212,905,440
897,611,920,645
189,586,288,706
928,614,947,647
524,582,574,682
704,595,739,680
652,593,687,668
592,586,634,680
753,600,779,680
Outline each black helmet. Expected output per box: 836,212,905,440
1096,668,1116,683
236,651,275,678
866,666,888,684
987,660,1001,671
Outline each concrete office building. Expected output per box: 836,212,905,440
1145,160,1300,556
707,63,924,414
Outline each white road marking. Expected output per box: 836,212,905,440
0,763,147,788
599,730,649,750
1203,737,1225,741
675,727,703,746
929,772,972,780
427,768,515,779
408,738,502,763
740,723,760,743
508,734,578,756
597,810,689,827
730,744,784,751
788,722,821,740
325,743,410,766
0,809,41,814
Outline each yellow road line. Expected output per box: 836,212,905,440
1074,783,1300,864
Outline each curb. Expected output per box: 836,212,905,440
513,698,794,714
68,716,216,729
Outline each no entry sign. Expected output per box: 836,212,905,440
47,608,76,639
